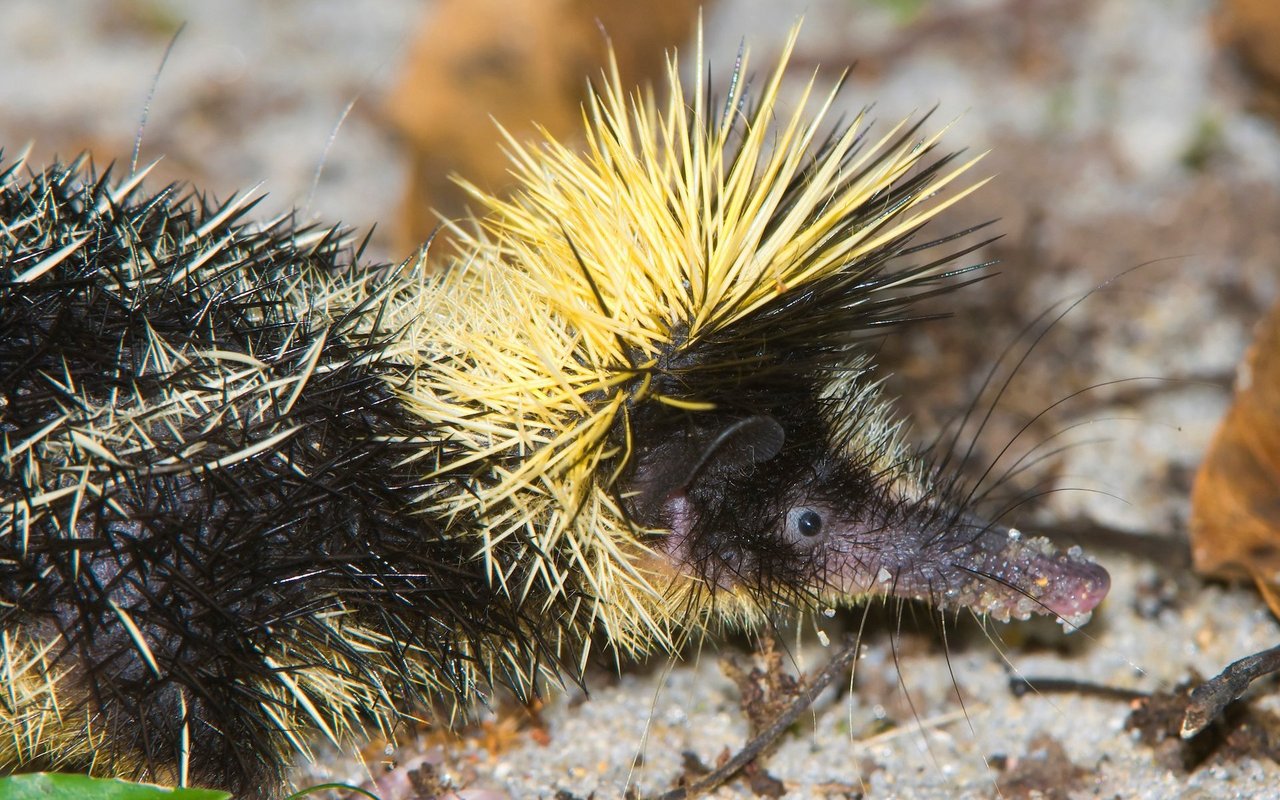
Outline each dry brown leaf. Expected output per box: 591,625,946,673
1190,299,1280,619
385,0,702,254
1217,0,1280,120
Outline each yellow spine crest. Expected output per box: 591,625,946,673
388,24,984,655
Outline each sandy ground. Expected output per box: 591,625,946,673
3,0,1280,798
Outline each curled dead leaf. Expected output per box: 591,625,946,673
1190,298,1280,618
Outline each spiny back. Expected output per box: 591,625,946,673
0,158,555,791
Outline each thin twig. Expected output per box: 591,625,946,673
1182,642,1280,738
645,639,859,800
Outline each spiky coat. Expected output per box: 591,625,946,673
0,31,1107,797
0,160,557,791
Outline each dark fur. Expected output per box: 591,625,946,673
0,158,557,794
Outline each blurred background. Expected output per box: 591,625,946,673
3,1,1280,797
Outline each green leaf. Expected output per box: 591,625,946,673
0,773,231,800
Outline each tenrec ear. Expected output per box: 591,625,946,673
671,415,786,492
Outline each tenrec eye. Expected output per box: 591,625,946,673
794,509,823,538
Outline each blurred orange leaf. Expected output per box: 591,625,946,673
1190,300,1280,619
385,0,701,254
1217,0,1280,120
